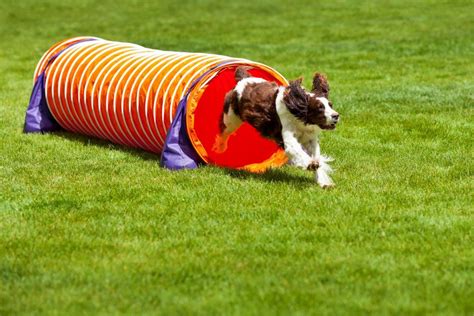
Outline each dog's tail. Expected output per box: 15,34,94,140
235,66,252,82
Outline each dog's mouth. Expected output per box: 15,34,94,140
321,123,337,130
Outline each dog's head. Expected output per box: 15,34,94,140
283,73,339,130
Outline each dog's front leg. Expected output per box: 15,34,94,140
303,136,322,161
304,137,318,157
282,129,318,171
308,137,335,188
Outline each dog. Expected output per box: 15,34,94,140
213,66,339,188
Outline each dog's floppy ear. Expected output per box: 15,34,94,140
289,77,303,87
312,72,330,98
235,66,252,82
284,77,309,122
285,77,305,99
287,77,305,93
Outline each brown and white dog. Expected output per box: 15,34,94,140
213,66,339,188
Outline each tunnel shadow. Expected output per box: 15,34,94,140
49,131,315,186
53,131,159,162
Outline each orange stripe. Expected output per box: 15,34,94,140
89,47,141,145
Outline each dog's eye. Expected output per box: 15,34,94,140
328,102,333,108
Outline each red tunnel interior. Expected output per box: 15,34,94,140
189,66,287,170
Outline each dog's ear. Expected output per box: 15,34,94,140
285,77,303,94
285,77,304,95
290,77,304,87
235,66,252,82
312,73,330,98
284,77,309,122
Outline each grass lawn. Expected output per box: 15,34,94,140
0,0,473,314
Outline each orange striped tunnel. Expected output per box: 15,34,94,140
28,37,288,172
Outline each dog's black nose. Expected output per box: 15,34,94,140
331,113,339,121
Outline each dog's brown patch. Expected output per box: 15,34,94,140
234,81,284,147
306,97,330,128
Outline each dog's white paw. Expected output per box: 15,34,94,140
320,182,335,189
315,155,335,188
287,156,312,170
316,171,334,188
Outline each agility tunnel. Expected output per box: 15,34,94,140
24,37,288,171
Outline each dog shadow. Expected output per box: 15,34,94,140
223,167,315,187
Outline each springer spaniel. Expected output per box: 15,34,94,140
214,66,339,188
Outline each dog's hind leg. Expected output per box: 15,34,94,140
213,108,242,153
213,90,242,153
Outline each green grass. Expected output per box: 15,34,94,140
1,0,473,314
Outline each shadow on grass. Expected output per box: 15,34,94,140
52,131,314,186
223,167,315,187
53,131,159,162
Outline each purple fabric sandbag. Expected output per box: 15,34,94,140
23,71,62,133
24,38,97,133
160,97,204,170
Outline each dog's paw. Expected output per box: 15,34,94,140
315,167,335,188
317,179,335,189
212,135,228,153
320,183,335,189
307,160,319,171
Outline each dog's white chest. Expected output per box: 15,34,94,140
290,124,319,146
